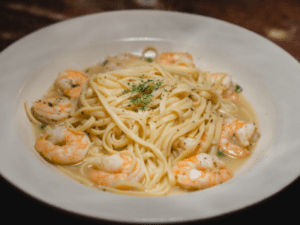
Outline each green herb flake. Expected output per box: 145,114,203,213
48,102,53,107
123,79,163,111
102,60,108,66
145,58,153,62
40,124,46,130
85,68,89,73
235,85,243,93
217,151,225,157
122,90,130,94
72,84,80,88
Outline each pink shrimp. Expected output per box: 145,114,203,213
211,73,241,103
32,96,73,124
100,53,141,71
219,118,258,158
172,134,207,155
173,153,233,190
88,152,145,190
56,69,89,98
35,125,90,165
155,52,194,67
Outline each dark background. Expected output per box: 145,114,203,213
1,0,299,224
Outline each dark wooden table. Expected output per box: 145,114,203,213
1,0,299,224
1,0,300,62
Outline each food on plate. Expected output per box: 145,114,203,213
25,47,260,196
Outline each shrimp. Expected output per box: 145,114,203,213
211,73,240,102
101,53,141,71
155,52,194,66
219,118,258,158
56,69,89,98
88,152,145,190
172,153,233,190
32,96,73,124
116,53,140,62
172,134,207,155
35,125,90,165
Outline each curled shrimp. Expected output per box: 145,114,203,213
116,53,140,62
32,96,73,125
155,52,194,66
101,53,141,71
172,153,233,190
88,152,145,190
35,125,90,165
56,69,89,98
219,118,258,158
211,73,240,102
172,135,207,156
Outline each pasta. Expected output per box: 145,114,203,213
25,47,260,196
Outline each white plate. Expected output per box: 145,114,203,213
1,10,300,223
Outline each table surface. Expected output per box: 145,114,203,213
1,0,300,62
1,0,300,224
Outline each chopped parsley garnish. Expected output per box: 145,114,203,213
217,151,225,157
235,85,243,93
48,102,53,107
40,124,46,130
102,60,108,66
123,78,163,111
145,58,153,62
122,89,130,94
85,68,89,73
